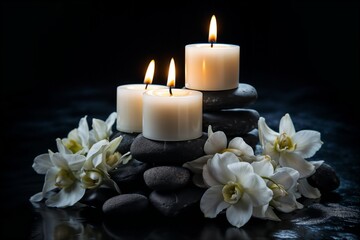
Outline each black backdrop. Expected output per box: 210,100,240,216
2,1,358,107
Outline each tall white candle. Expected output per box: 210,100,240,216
142,58,203,141
185,15,240,91
116,60,166,133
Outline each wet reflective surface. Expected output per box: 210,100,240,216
2,83,359,239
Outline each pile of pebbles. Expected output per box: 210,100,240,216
80,83,340,218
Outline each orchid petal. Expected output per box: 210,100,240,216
272,167,299,190
258,117,278,147
56,138,72,154
200,185,230,218
298,179,321,199
105,112,117,131
92,119,108,141
183,155,212,174
66,154,87,171
279,152,315,178
272,193,300,213
251,158,274,177
263,142,280,162
226,194,253,228
311,160,324,169
50,153,69,170
45,181,86,208
204,131,227,155
42,167,58,195
293,130,323,158
206,153,238,185
253,204,281,221
228,137,254,156
207,125,214,136
203,162,220,186
33,154,52,174
29,192,44,202
227,162,254,187
120,152,132,165
102,177,121,193
107,136,122,154
77,116,89,147
279,113,296,137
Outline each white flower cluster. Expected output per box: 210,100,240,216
30,112,131,208
183,113,324,228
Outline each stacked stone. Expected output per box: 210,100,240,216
86,83,261,218
201,83,259,149
85,132,208,218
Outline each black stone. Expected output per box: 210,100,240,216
110,159,150,184
149,186,206,216
201,83,258,111
307,163,340,193
110,131,139,154
102,193,149,216
80,187,120,208
203,109,260,137
130,134,207,166
241,128,259,150
143,166,191,191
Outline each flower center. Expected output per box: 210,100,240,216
80,169,104,189
222,181,244,204
269,183,287,200
106,152,121,168
55,169,75,189
64,139,83,154
274,133,296,152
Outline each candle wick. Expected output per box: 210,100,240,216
145,83,149,90
169,86,173,96
210,41,214,48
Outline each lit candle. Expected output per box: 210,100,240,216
142,58,203,141
185,15,240,91
116,60,167,133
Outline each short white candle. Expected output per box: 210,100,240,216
142,58,203,141
185,15,240,91
116,60,166,133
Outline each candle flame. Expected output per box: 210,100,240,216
167,58,175,88
144,59,155,85
208,15,217,44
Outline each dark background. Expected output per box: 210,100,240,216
1,0,359,239
2,1,358,103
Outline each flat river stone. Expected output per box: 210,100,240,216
143,166,191,191
201,83,257,111
130,134,207,166
203,109,260,137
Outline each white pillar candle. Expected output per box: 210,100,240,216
185,15,240,91
116,60,166,133
142,58,203,141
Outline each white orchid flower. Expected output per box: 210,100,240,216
80,140,121,193
61,115,90,155
258,113,323,178
30,151,86,208
200,152,273,228
99,136,132,171
89,112,117,146
183,125,256,187
251,156,303,221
